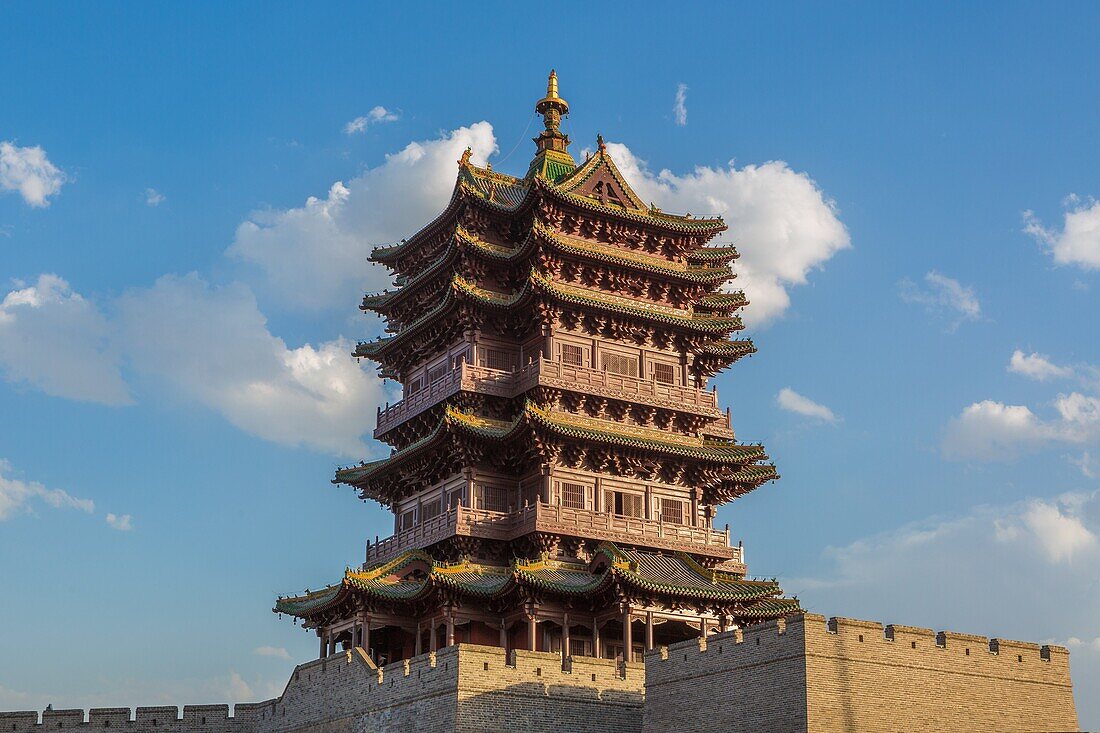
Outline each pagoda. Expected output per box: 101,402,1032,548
276,72,798,666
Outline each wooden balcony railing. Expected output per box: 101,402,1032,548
363,501,742,566
375,358,723,436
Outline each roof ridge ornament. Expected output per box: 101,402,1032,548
533,69,571,156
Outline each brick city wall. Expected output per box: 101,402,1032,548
0,645,644,733
643,612,1079,733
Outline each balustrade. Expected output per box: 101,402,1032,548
364,501,741,565
375,358,721,435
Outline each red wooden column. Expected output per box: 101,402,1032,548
622,605,633,662
527,612,538,651
445,609,456,647
645,611,655,651
562,612,571,661
415,620,422,656
318,629,326,659
593,616,602,658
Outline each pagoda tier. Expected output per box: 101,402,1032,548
275,543,799,666
277,72,796,666
339,403,773,509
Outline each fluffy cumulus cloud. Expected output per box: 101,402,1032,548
1024,195,1100,271
116,274,385,456
673,83,688,126
0,141,66,207
0,460,95,520
229,122,497,311
253,645,291,660
947,350,1100,462
788,490,1100,726
606,143,850,325
776,387,837,423
0,275,132,405
898,271,981,331
1008,350,1073,381
344,106,400,134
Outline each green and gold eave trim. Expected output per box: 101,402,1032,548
372,164,729,270
334,401,772,491
356,269,747,362
274,542,796,619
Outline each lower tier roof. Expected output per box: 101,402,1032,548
275,542,798,621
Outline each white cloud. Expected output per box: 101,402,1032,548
606,143,850,325
1024,196,1100,271
116,273,386,456
787,491,1100,727
1015,499,1097,563
253,646,291,660
0,274,132,405
898,271,980,331
0,141,66,207
145,188,165,207
229,122,497,311
942,400,1053,461
0,460,95,520
344,106,401,135
227,671,252,701
673,84,688,126
776,387,837,423
1008,350,1073,381
945,362,1100,460
105,513,133,531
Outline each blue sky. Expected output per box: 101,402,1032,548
2,1,1099,724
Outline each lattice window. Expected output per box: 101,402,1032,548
420,498,442,522
447,489,463,510
561,343,585,367
399,510,415,531
560,481,587,509
482,348,513,371
660,498,684,525
451,349,471,369
407,376,423,395
476,484,512,513
652,362,676,385
602,353,638,377
427,363,447,384
606,490,644,518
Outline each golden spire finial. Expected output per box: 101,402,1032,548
534,69,570,155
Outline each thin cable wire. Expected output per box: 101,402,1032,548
495,112,538,168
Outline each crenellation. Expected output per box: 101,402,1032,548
644,612,1079,733
86,709,130,728
42,709,85,728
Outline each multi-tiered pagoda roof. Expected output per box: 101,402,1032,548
276,72,796,667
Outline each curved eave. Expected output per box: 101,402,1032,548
697,290,748,311
531,271,744,335
277,544,796,620
358,272,745,364
334,406,524,491
687,246,740,263
534,176,726,234
527,402,766,463
698,339,757,360
536,225,735,284
274,583,347,616
371,175,529,268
